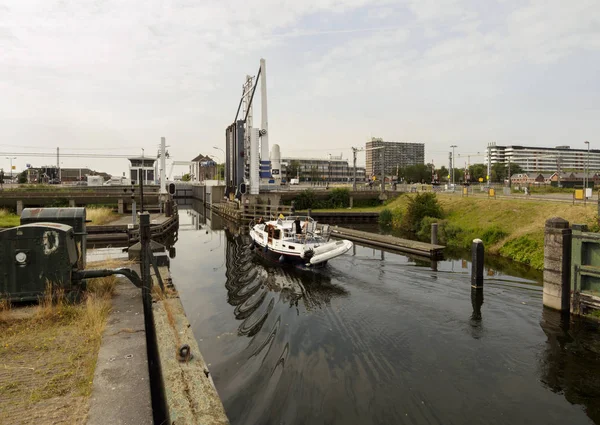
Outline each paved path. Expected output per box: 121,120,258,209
87,280,153,425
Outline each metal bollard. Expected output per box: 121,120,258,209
471,238,484,288
431,223,438,245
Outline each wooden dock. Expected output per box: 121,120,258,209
331,227,445,260
86,209,179,248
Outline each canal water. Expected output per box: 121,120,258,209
170,206,600,425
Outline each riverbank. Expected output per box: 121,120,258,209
0,260,121,424
0,207,116,228
379,193,598,270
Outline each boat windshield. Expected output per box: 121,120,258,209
285,215,314,223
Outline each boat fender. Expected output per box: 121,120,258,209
304,249,314,260
249,243,255,250
264,245,268,253
279,255,285,263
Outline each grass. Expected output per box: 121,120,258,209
0,208,19,228
0,260,125,424
86,207,116,225
0,206,117,228
382,193,598,270
2,184,93,192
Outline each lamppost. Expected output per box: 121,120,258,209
209,155,221,185
450,145,457,186
213,146,225,185
5,157,16,182
585,141,590,195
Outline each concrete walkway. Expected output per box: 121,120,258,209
87,281,153,425
108,213,169,226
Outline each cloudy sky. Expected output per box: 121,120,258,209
1,0,599,176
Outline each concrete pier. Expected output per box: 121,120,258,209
543,217,572,311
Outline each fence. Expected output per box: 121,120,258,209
571,224,600,314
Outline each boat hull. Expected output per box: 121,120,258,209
251,242,327,268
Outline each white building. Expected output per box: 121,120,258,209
486,143,600,174
128,157,157,185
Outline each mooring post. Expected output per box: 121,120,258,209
543,217,571,312
471,239,484,288
471,287,484,321
431,223,438,245
140,213,151,287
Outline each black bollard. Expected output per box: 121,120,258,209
471,238,484,288
471,288,484,321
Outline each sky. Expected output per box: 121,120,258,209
0,0,599,176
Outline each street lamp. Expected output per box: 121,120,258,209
213,147,225,185
585,141,590,195
5,157,16,183
450,145,457,186
209,155,221,185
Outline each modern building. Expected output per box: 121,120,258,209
365,138,425,178
486,143,600,174
281,156,366,183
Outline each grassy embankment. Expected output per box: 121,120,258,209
0,259,128,424
0,209,19,228
0,207,116,228
380,194,597,270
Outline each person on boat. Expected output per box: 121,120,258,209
257,217,264,224
294,217,308,240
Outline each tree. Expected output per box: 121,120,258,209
182,173,191,182
438,166,449,182
286,160,301,180
468,163,487,182
403,164,432,183
508,163,524,176
18,170,27,184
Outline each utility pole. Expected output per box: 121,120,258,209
160,137,167,193
450,145,457,187
6,157,16,182
57,147,60,183
508,159,511,188
352,147,357,191
585,141,590,196
487,143,492,186
380,147,385,194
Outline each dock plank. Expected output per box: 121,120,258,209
331,226,444,259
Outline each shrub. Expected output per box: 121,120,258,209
480,226,508,246
295,189,317,210
329,188,350,208
417,216,440,241
499,236,544,270
400,192,443,234
379,209,393,227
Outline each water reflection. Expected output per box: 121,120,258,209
539,309,600,423
223,227,348,338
